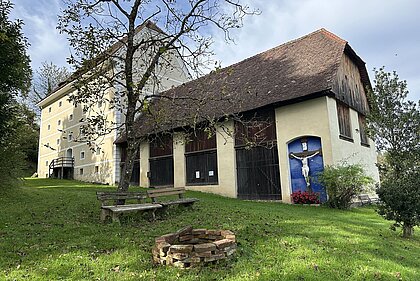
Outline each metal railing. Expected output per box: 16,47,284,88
49,157,74,169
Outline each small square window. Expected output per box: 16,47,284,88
68,134,73,141
58,120,61,126
48,107,51,113
80,151,85,159
96,148,101,155
98,101,103,108
79,168,84,175
69,114,73,121
56,139,60,145
59,101,62,107
95,166,99,173
47,124,51,130
45,160,48,166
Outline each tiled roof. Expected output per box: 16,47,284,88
115,29,367,142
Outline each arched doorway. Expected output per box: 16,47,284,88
288,136,326,202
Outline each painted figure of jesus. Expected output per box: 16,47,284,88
290,151,319,187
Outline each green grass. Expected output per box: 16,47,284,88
0,178,419,280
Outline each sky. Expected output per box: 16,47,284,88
11,0,420,101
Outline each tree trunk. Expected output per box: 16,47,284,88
117,141,138,192
402,224,414,238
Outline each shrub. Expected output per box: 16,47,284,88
318,164,374,209
291,191,320,204
377,169,420,237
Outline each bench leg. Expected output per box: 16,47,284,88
111,212,121,223
100,209,110,222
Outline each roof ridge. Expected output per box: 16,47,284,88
318,28,347,44
220,28,346,71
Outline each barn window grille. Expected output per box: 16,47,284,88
185,129,218,185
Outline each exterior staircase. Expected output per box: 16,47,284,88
49,157,74,179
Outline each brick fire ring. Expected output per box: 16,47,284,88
152,226,237,268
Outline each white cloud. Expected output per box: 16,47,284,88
10,0,420,101
12,0,70,71
211,0,420,101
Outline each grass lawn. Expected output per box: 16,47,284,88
0,179,419,280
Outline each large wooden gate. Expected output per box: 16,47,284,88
235,109,281,200
236,146,281,200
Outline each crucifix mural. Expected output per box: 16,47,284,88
288,137,327,202
289,148,321,189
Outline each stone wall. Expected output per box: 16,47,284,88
153,226,237,268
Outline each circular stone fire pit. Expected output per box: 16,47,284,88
152,226,237,268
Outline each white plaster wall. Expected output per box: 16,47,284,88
176,121,237,198
326,97,380,183
275,97,334,203
139,141,150,187
173,132,187,187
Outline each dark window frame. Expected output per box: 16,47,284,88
336,101,353,142
235,109,277,148
185,129,218,185
358,114,369,147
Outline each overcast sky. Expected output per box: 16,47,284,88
11,0,420,101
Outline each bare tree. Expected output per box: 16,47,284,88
30,61,70,115
57,0,257,192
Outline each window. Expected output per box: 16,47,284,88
98,101,103,108
336,101,353,141
59,101,62,107
68,134,73,141
95,166,99,173
149,134,174,186
48,107,51,113
79,168,84,175
80,151,85,159
69,114,73,121
96,147,101,155
45,160,48,166
56,139,60,145
47,124,51,131
57,119,61,126
185,129,218,185
358,114,369,146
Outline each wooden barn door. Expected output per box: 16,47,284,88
235,109,281,200
149,135,174,187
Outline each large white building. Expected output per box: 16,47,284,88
38,27,379,203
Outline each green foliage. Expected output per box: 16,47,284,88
0,0,32,96
0,102,39,185
318,164,374,209
0,179,419,280
367,67,420,237
377,170,420,238
0,1,36,186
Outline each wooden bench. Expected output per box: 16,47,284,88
358,194,380,206
147,187,199,212
96,191,162,223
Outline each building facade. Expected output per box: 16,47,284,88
37,22,190,184
117,28,380,203
38,27,380,204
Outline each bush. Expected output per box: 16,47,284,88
318,164,374,209
291,191,320,204
377,169,420,237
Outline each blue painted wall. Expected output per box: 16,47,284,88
288,136,327,202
